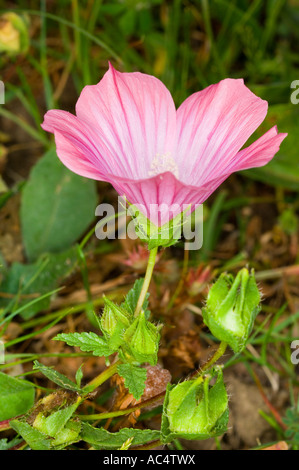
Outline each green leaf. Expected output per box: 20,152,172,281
21,147,97,261
10,420,52,450
0,372,35,420
75,364,84,388
80,422,160,450
53,332,115,357
117,363,147,400
33,361,81,393
0,246,78,319
0,436,23,450
161,369,229,443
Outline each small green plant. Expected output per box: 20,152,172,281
2,218,262,449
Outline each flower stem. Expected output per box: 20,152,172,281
83,360,120,393
134,246,158,317
201,341,228,373
78,390,166,421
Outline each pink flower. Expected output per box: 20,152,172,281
41,63,287,226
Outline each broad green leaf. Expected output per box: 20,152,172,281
80,422,160,450
245,104,298,190
0,372,35,420
53,331,114,357
33,361,81,393
117,363,147,400
21,147,97,261
0,246,78,319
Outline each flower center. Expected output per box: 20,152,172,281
148,153,179,179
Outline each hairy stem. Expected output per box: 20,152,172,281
134,246,158,317
78,390,166,421
83,360,121,393
201,341,228,373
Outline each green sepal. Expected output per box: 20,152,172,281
202,268,261,353
122,311,160,365
161,367,228,443
127,201,191,249
100,297,132,350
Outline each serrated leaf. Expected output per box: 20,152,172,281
80,422,160,450
21,147,97,261
0,371,35,420
33,361,81,393
53,332,114,357
117,363,147,400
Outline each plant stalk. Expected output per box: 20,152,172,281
201,341,228,373
83,360,121,393
134,246,158,317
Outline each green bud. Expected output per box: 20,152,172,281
161,367,228,442
123,311,160,365
202,268,261,353
101,297,131,335
0,12,29,55
101,297,131,349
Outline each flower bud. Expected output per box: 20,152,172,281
101,297,131,349
123,311,160,365
202,268,261,353
0,12,29,55
161,367,228,442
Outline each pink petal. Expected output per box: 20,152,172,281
227,125,288,172
75,63,177,179
176,78,268,186
41,110,112,180
108,171,216,226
